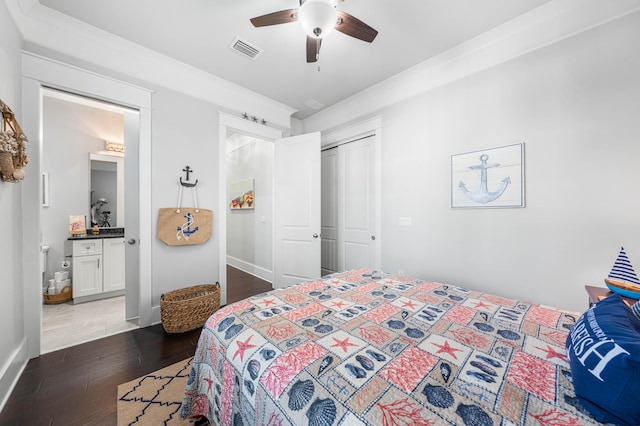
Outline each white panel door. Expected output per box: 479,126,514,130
321,148,338,276
123,110,140,320
274,132,321,288
340,138,377,271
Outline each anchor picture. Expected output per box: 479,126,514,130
451,143,524,209
459,154,510,203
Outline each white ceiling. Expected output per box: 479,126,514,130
38,0,552,119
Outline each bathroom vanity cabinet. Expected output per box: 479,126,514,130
67,236,125,303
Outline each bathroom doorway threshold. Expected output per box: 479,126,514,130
41,296,139,354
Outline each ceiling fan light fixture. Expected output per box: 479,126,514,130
298,0,337,39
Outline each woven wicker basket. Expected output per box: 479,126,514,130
160,283,220,333
43,286,72,305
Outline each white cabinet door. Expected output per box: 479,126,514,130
103,237,125,292
72,254,102,298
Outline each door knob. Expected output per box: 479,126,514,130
371,236,376,240
313,233,319,238
127,238,137,245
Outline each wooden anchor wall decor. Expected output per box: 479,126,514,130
0,98,29,183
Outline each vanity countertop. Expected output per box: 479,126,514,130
67,228,124,240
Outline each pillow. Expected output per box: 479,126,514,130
632,301,640,320
566,295,640,425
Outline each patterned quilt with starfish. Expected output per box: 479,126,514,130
180,269,602,425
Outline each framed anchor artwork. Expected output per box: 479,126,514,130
451,143,524,209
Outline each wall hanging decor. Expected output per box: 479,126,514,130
158,166,213,246
0,98,29,182
229,178,255,209
451,143,524,209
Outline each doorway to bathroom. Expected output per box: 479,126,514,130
40,88,139,353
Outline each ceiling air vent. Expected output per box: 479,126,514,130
304,98,325,111
229,37,262,60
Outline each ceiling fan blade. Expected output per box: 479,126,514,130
335,11,378,43
306,36,322,63
250,9,298,27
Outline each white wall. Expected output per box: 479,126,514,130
41,96,124,286
226,134,274,282
0,0,26,411
376,11,640,313
150,87,219,308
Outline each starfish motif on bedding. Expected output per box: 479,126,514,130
330,337,358,353
233,335,257,361
432,340,464,359
535,344,567,361
203,375,214,392
401,300,419,309
261,299,276,307
473,301,492,310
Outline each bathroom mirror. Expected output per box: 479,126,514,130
89,153,124,227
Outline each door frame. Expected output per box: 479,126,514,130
217,112,285,305
321,116,383,271
21,52,153,358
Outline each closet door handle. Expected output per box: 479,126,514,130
313,233,319,239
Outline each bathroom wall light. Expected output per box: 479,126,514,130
105,141,124,153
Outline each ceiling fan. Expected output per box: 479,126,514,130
250,0,378,63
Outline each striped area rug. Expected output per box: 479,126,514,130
117,357,209,425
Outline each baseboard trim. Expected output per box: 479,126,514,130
151,305,160,326
73,290,126,305
227,256,273,284
0,338,28,414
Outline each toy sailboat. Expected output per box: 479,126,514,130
605,247,640,299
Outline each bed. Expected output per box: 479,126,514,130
180,269,604,425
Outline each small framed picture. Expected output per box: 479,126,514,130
69,215,87,235
229,178,255,210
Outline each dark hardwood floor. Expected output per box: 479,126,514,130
0,266,271,425
226,264,273,302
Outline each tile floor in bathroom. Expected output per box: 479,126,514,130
41,295,139,353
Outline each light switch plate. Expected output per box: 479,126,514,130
398,217,412,227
